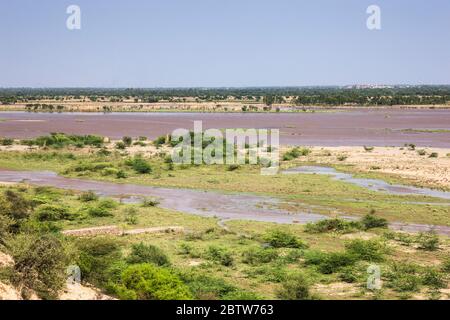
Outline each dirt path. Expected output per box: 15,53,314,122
62,225,184,237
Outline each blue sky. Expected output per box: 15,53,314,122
1,0,449,87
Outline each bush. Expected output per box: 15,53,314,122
78,191,98,202
9,233,67,299
142,197,160,207
34,204,73,221
84,198,117,217
179,271,236,300
76,237,122,286
360,213,388,230
345,240,386,262
123,207,138,225
0,138,14,146
115,141,126,150
153,135,167,147
416,232,439,251
441,257,450,273
22,133,103,148
242,247,279,265
339,266,359,283
115,264,192,300
337,155,348,161
282,147,311,161
126,156,152,174
226,164,240,171
305,218,361,234
122,136,133,146
116,170,127,179
422,269,446,289
364,146,374,152
277,273,311,300
0,190,32,221
386,263,421,292
428,152,439,158
206,246,234,266
127,243,170,266
304,250,356,274
264,230,307,249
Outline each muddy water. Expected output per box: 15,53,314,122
1,110,450,147
283,166,450,200
0,169,449,235
0,169,326,225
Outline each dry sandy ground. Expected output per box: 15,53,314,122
295,146,450,190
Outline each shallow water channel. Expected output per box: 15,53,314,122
0,168,449,235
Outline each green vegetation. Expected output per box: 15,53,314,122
263,229,307,249
0,142,448,300
283,147,311,161
0,184,447,300
21,133,104,148
2,86,450,108
114,263,192,300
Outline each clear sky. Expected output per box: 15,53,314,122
1,0,449,87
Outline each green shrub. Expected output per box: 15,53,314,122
417,232,439,251
126,156,152,174
386,263,421,292
206,246,234,266
34,204,73,221
360,213,388,230
264,230,307,249
276,273,312,300
116,170,127,179
127,243,170,266
345,239,386,262
304,250,356,274
337,155,348,161
153,135,167,147
428,152,439,158
0,190,32,221
78,191,98,202
383,231,414,246
85,204,112,217
226,164,240,171
305,218,361,234
441,257,450,273
242,247,279,265
115,263,192,300
364,146,374,152
9,233,67,299
24,133,103,148
100,168,119,177
97,148,111,156
282,147,311,161
421,269,446,289
179,271,236,300
142,197,160,207
0,138,14,146
122,136,133,146
76,237,122,286
124,207,138,225
339,266,359,283
115,141,126,150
